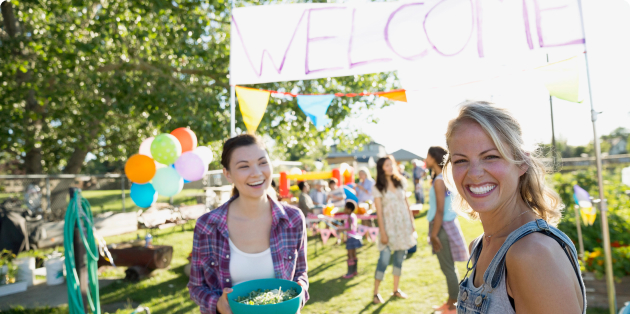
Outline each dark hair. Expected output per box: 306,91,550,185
297,181,307,191
427,146,448,181
221,134,267,196
328,178,338,186
345,201,356,210
375,155,404,193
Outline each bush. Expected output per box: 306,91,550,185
551,167,630,252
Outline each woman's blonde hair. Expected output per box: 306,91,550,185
443,101,564,225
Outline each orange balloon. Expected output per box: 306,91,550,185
125,154,156,184
170,128,197,153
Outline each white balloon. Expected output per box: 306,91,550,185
194,146,213,165
289,167,302,175
139,137,154,157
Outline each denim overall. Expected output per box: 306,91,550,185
456,219,587,314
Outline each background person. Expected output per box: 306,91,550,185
297,181,315,216
412,159,426,204
372,155,417,304
356,167,375,204
426,146,468,314
327,178,346,208
445,102,585,314
188,134,309,314
337,200,363,279
310,180,327,206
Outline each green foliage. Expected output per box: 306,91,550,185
1,0,395,174
584,247,630,280
552,167,630,252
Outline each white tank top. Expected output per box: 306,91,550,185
228,239,275,285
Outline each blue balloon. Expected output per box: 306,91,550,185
343,185,359,203
130,183,158,208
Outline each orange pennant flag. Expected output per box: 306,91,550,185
376,89,407,102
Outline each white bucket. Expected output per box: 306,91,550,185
44,257,65,286
14,257,35,287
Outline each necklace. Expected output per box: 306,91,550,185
484,209,531,244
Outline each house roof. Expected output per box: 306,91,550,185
391,149,424,162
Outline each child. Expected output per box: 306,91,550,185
339,200,363,279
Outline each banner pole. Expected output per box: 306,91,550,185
229,0,236,137
230,85,236,137
576,1,616,313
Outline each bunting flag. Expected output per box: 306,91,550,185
296,95,335,129
367,227,380,242
375,89,407,102
537,56,582,103
357,225,369,238
235,86,271,133
573,185,596,226
320,229,332,245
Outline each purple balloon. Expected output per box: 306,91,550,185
174,151,206,181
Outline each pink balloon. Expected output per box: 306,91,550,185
139,137,154,157
174,151,206,181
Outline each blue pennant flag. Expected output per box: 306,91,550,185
296,95,335,129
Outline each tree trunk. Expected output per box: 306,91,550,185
62,124,100,174
2,2,45,174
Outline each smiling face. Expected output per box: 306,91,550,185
359,170,367,181
448,120,527,214
223,144,272,199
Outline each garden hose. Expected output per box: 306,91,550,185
64,191,101,314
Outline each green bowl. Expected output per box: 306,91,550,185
228,278,303,314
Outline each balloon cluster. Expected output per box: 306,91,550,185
124,128,213,208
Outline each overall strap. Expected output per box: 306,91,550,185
461,235,483,283
481,219,586,313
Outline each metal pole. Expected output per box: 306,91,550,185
121,176,126,212
46,177,51,212
574,205,586,265
577,1,616,312
547,55,558,170
230,82,236,136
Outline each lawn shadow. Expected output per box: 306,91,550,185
357,296,394,314
307,277,362,304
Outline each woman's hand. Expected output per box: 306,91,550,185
430,235,442,252
217,288,233,314
380,233,389,245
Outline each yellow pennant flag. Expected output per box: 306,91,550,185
537,56,582,103
235,86,271,134
376,89,407,102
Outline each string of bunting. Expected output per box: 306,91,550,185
234,55,582,133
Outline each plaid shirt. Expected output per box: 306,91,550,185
188,196,309,313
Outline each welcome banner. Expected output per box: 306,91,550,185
230,0,585,85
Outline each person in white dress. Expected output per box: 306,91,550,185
372,155,417,304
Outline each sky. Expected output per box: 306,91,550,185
347,0,630,158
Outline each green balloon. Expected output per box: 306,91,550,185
152,167,184,197
150,134,182,165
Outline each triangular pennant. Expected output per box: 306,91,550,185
377,89,407,102
235,86,271,133
320,229,332,245
296,95,335,129
357,225,369,237
537,57,582,103
368,227,379,242
574,185,596,226
330,229,338,238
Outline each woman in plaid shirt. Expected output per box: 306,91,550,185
188,134,309,314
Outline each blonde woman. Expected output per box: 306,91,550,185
444,102,585,314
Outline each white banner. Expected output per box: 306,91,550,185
230,0,585,85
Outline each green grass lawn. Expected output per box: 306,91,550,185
7,213,611,314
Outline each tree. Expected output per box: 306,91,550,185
1,0,395,174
